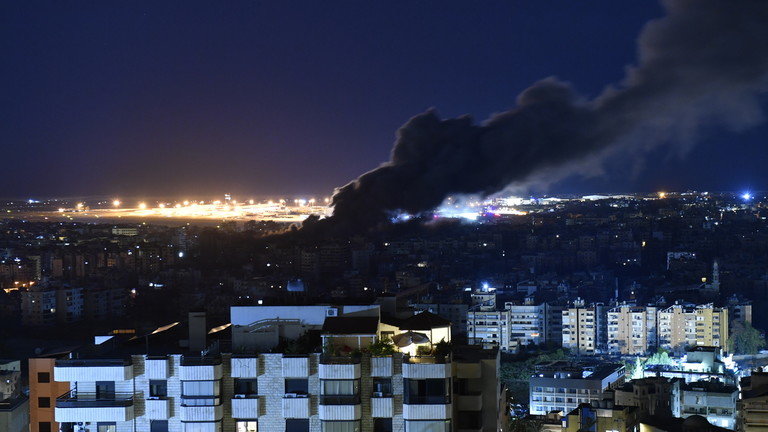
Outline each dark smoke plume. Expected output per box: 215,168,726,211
326,0,768,234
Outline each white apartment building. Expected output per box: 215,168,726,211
467,309,509,350
467,299,549,352
529,361,625,415
47,305,505,432
506,301,547,347
680,380,738,429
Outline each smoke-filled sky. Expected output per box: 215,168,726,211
2,1,767,201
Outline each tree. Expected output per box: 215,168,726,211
645,349,672,367
729,321,766,355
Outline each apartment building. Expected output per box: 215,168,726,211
45,304,505,432
30,355,72,432
561,401,639,432
562,300,607,356
658,303,728,354
0,359,29,432
466,298,551,352
680,379,738,429
467,309,509,350
612,376,681,418
607,304,658,355
737,370,768,432
506,299,548,348
529,361,625,415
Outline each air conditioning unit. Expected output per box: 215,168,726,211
372,392,383,397
285,393,297,398
147,396,159,400
326,308,338,317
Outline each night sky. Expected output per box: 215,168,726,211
2,1,766,201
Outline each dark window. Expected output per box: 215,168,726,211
286,419,309,432
285,379,309,395
454,378,472,394
37,372,50,383
404,378,450,404
149,380,167,398
373,418,393,432
38,397,51,408
39,422,52,432
372,378,392,397
150,421,168,432
234,378,258,396
96,381,115,399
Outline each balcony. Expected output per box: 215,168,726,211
282,356,310,378
319,392,360,420
180,403,224,422
145,397,170,419
371,356,393,376
54,358,133,382
145,356,170,380
179,356,223,381
55,390,134,422
231,396,260,418
402,355,451,379
371,396,393,418
319,355,361,379
283,394,310,418
231,356,259,378
403,402,452,420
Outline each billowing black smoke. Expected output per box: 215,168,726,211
325,0,768,234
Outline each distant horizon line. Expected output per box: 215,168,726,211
1,189,763,203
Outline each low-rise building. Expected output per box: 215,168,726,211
680,379,738,429
561,401,639,432
529,361,625,415
612,376,681,418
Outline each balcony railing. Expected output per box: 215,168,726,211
320,354,361,364
145,355,169,360
403,354,451,364
404,395,451,404
55,358,132,367
320,395,361,405
180,356,222,366
56,389,134,408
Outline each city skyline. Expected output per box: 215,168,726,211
3,1,767,202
